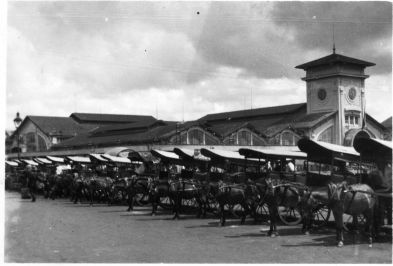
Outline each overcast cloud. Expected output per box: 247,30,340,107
6,1,392,130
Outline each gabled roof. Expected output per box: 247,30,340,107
27,116,92,137
295,53,375,70
381,116,392,129
198,103,306,122
70,112,156,124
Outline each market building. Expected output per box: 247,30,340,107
6,51,389,158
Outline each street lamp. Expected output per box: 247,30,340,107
13,112,22,159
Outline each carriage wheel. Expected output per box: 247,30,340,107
278,205,302,225
159,196,173,210
182,198,199,212
312,205,331,228
208,198,219,214
135,193,149,205
343,214,366,232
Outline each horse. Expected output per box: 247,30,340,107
169,179,203,220
125,175,152,212
49,173,73,199
260,178,306,237
109,177,131,205
70,173,90,204
149,178,172,216
193,172,220,218
215,181,259,226
86,175,114,205
327,182,376,247
363,169,392,235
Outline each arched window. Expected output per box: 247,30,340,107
25,132,36,152
238,130,252,146
188,129,204,145
281,131,295,146
37,135,48,151
268,134,281,145
318,126,334,143
223,133,237,145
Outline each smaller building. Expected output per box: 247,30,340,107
7,113,157,155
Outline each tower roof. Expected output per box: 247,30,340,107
295,53,375,70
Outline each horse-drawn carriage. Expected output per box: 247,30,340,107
297,137,392,247
239,146,309,226
353,137,392,233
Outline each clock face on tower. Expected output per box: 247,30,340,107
318,88,327,101
348,87,357,100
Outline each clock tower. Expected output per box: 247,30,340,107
295,51,375,145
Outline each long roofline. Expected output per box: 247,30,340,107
199,102,306,122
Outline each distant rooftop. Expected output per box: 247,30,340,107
70,113,156,124
198,103,306,122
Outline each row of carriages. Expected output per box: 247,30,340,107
5,137,392,246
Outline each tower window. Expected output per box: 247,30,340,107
345,114,360,126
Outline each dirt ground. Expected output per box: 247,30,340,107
4,191,392,263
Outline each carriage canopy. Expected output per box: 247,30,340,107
151,149,184,165
46,155,65,163
173,148,210,162
353,137,392,164
66,156,91,164
200,148,260,166
22,159,39,166
128,151,159,164
239,146,306,160
5,161,18,167
34,157,53,165
298,138,360,164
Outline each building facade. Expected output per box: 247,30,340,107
6,51,388,158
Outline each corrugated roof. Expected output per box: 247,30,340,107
198,103,306,122
90,120,166,136
295,53,375,70
70,113,156,124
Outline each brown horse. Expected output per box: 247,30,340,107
364,169,392,235
327,182,376,247
215,181,259,226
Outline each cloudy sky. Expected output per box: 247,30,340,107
6,1,392,130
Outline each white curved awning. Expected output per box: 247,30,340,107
22,159,39,166
46,156,65,163
101,154,131,164
66,156,91,163
5,161,18,167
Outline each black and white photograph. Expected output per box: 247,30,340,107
4,0,392,263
